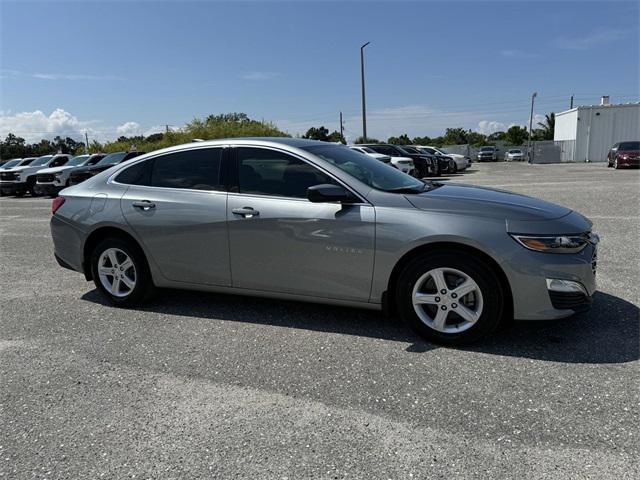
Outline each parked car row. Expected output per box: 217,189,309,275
0,151,145,197
352,143,471,178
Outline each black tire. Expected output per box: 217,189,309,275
452,163,458,173
26,177,38,196
614,158,620,169
396,251,504,345
90,236,155,307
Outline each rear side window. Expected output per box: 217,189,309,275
151,148,223,190
115,160,152,185
237,147,336,199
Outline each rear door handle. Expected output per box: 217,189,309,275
232,207,259,218
132,200,156,211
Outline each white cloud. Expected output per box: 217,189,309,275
0,108,91,143
477,120,507,135
241,71,281,81
116,121,142,137
499,49,540,59
32,73,122,81
552,27,631,51
1,69,121,81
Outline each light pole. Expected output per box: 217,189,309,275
360,42,370,142
527,91,537,163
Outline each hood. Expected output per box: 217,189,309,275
618,150,640,157
370,153,391,160
73,163,113,173
405,182,571,222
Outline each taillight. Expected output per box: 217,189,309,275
52,196,65,214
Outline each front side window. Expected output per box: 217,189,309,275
237,147,336,199
50,156,69,167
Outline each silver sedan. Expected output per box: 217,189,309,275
50,138,598,344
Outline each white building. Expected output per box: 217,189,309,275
554,97,640,162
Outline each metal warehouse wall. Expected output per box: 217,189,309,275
574,104,639,162
554,109,578,141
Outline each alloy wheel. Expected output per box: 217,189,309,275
411,267,484,333
98,248,137,297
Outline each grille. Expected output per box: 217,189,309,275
1,172,18,181
69,172,92,185
549,291,592,311
37,174,55,183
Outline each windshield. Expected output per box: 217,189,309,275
96,152,127,165
480,147,494,152
2,160,21,168
30,155,54,167
399,146,420,154
359,146,377,154
66,155,90,166
509,149,522,154
86,154,105,165
619,142,640,151
435,148,448,154
304,145,426,193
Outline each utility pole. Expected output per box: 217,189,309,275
570,94,574,109
527,92,538,164
360,42,370,142
165,124,170,133
339,111,344,141
85,132,89,153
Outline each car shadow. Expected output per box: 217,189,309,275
81,290,638,364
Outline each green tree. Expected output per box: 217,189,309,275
536,112,555,140
488,131,505,141
443,128,468,145
412,135,432,145
302,126,330,141
353,136,380,144
387,134,411,145
504,125,528,145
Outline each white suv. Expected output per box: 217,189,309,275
0,154,71,196
34,153,106,196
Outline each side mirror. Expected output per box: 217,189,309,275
307,184,357,203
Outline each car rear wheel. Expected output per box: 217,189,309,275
91,237,155,306
396,252,504,345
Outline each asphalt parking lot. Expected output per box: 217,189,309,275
1,162,638,479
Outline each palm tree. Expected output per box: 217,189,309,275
536,113,555,140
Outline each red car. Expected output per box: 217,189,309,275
607,141,640,169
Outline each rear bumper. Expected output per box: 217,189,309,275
50,215,85,274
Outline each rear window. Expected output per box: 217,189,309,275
619,142,640,151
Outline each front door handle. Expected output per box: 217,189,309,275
132,200,156,211
232,207,259,218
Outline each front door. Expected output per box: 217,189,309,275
119,147,231,286
226,146,375,302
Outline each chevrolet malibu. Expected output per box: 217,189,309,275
50,138,598,344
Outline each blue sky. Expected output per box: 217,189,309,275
1,0,638,142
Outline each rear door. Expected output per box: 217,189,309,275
119,147,231,286
226,146,375,301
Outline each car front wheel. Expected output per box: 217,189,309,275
91,237,154,306
396,252,504,345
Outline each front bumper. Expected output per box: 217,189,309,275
0,181,27,195
34,183,62,196
617,157,640,167
505,242,597,320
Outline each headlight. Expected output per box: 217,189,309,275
510,234,591,253
54,172,63,179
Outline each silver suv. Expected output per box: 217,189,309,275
50,138,598,344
